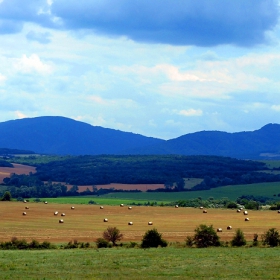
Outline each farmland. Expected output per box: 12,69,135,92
1,201,279,243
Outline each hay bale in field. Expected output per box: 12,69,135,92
54,211,58,215
227,226,232,230
104,218,108,222
243,211,248,215
59,219,64,223
25,206,29,209
175,205,179,208
203,209,207,213
200,206,203,209
237,209,241,213
22,212,27,215
128,221,133,225
278,210,280,213
44,201,48,204
217,228,222,232
120,204,124,207
100,206,104,209
128,206,132,210
245,217,249,221
23,200,27,203
148,221,153,225
61,213,65,216
71,206,75,210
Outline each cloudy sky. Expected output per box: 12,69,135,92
1,0,280,139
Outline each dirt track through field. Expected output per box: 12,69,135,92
0,202,279,243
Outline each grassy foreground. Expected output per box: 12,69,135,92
0,247,280,279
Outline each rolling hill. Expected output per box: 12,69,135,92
0,116,280,159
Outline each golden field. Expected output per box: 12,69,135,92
0,201,279,243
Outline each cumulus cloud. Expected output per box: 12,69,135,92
15,54,52,74
50,0,279,46
178,109,203,117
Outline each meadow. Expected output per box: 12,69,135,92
1,247,280,279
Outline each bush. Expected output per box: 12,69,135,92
193,224,221,248
1,191,12,201
262,228,280,247
141,228,168,248
231,229,246,247
227,202,238,209
185,236,194,247
96,238,109,248
252,233,259,247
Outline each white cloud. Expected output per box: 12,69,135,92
178,109,203,117
271,105,280,111
15,111,28,119
14,54,52,74
0,73,6,82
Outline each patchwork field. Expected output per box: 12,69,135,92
0,201,279,244
0,164,36,183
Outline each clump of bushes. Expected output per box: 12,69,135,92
192,224,221,248
262,228,280,247
96,238,110,248
141,228,167,248
0,237,55,250
62,240,90,249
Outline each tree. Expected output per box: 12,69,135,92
193,224,220,248
262,228,280,247
102,227,123,246
141,228,167,248
1,191,12,201
231,229,246,247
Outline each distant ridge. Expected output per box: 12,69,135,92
0,116,279,159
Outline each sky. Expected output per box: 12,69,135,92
0,0,280,140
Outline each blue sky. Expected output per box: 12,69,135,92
0,0,280,139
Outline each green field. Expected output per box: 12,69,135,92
39,181,280,205
0,247,280,279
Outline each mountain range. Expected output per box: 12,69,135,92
0,116,279,159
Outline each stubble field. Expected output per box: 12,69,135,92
0,201,279,243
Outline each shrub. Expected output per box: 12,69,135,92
185,236,194,247
227,202,238,209
96,238,109,248
231,229,246,247
252,233,259,247
1,191,12,201
262,228,280,247
193,224,221,248
141,228,167,248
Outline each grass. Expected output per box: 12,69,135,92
39,181,280,205
0,247,280,279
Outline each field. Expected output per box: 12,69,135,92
0,164,36,183
1,201,280,244
1,247,280,279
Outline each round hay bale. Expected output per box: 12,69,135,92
128,206,132,210
278,210,280,213
203,210,207,213
23,200,27,203
61,213,65,216
217,228,222,232
25,206,29,209
245,217,249,221
243,211,248,215
44,201,48,204
200,206,203,209
120,204,124,207
227,226,232,230
54,211,58,215
104,218,108,222
71,206,75,210
22,212,27,216
148,221,153,225
59,219,64,223
175,205,179,208
237,209,241,213
128,222,133,225
100,206,104,209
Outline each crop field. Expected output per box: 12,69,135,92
1,201,279,244
0,164,36,183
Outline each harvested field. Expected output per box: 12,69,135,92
0,164,36,183
0,202,279,243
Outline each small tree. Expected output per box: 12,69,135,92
231,228,246,247
1,191,12,201
262,228,280,247
252,233,259,246
193,224,220,248
103,227,123,246
141,228,167,248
